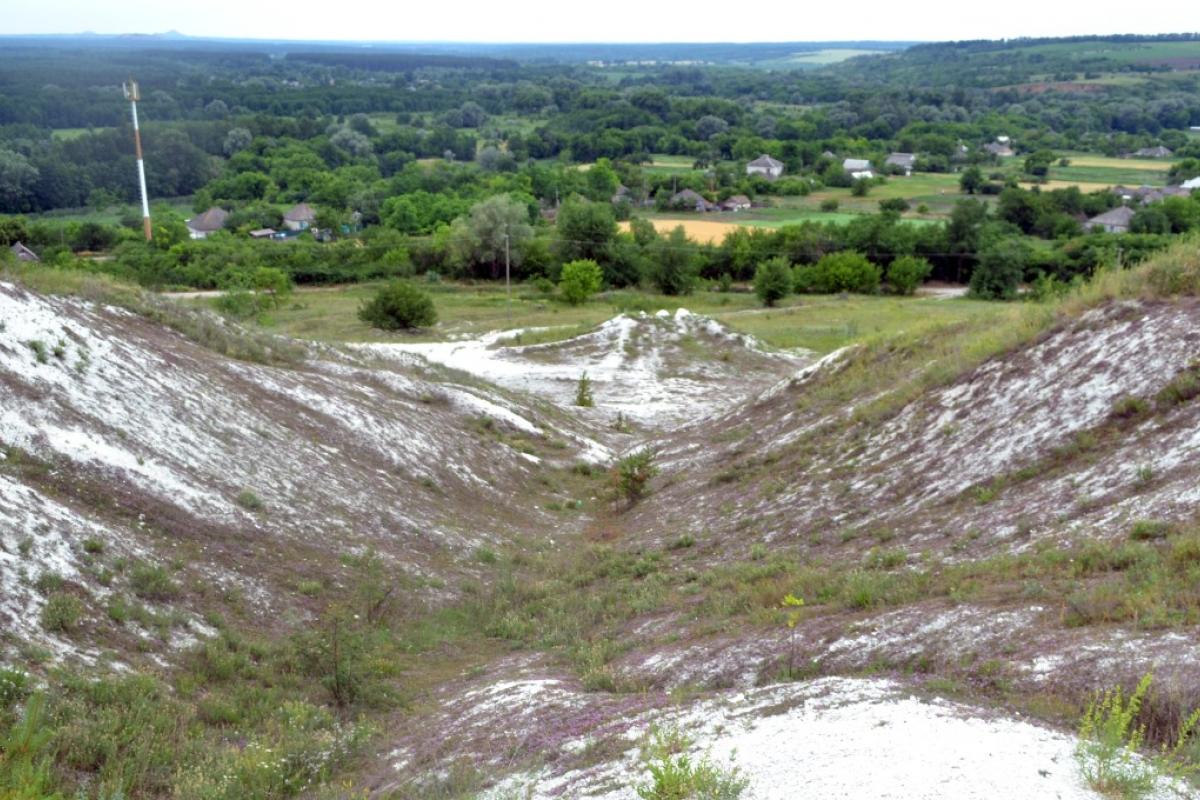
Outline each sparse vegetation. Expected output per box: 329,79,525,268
635,728,748,800
1076,674,1200,799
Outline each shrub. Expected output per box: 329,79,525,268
236,489,264,511
1111,395,1151,419
795,251,881,294
358,281,437,330
969,238,1030,300
559,259,604,305
129,562,180,601
754,256,793,307
26,340,48,364
1130,520,1174,541
879,197,910,213
41,593,82,633
635,728,747,800
819,198,840,212
613,449,658,504
1076,674,1200,799
575,372,595,407
885,256,932,296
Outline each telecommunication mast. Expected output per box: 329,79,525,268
122,78,152,241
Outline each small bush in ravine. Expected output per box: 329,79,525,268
41,593,83,633
358,280,437,330
635,727,747,800
236,489,264,511
129,561,180,601
1130,520,1174,541
613,448,658,505
575,371,594,407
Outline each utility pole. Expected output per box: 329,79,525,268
123,78,152,242
504,230,512,324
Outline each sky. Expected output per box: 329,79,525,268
2,0,1197,43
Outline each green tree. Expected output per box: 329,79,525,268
646,226,699,296
0,149,39,213
754,256,793,307
885,256,933,296
959,166,984,194
358,281,437,330
447,195,533,280
555,197,618,268
252,267,292,307
559,259,604,305
970,238,1030,300
1024,150,1056,179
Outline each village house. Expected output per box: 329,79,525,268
670,188,716,212
1181,177,1200,191
983,142,1015,157
185,207,229,240
1130,146,1173,159
1086,206,1135,234
720,194,752,212
282,203,317,231
885,153,917,176
1112,185,1193,205
249,228,276,239
842,158,874,180
745,154,784,181
10,242,39,262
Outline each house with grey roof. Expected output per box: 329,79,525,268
1086,206,1135,234
720,194,752,212
1131,146,1173,159
842,158,872,173
10,242,39,262
185,207,229,240
670,189,715,212
746,154,784,180
885,153,917,176
983,142,1015,158
283,203,317,231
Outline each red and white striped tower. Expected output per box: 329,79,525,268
123,78,152,241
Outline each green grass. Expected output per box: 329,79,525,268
712,296,1004,352
219,281,998,354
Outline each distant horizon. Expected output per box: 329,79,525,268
3,0,1199,46
5,30,1200,46
1,31,928,45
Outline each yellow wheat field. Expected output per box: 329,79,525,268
618,219,746,243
